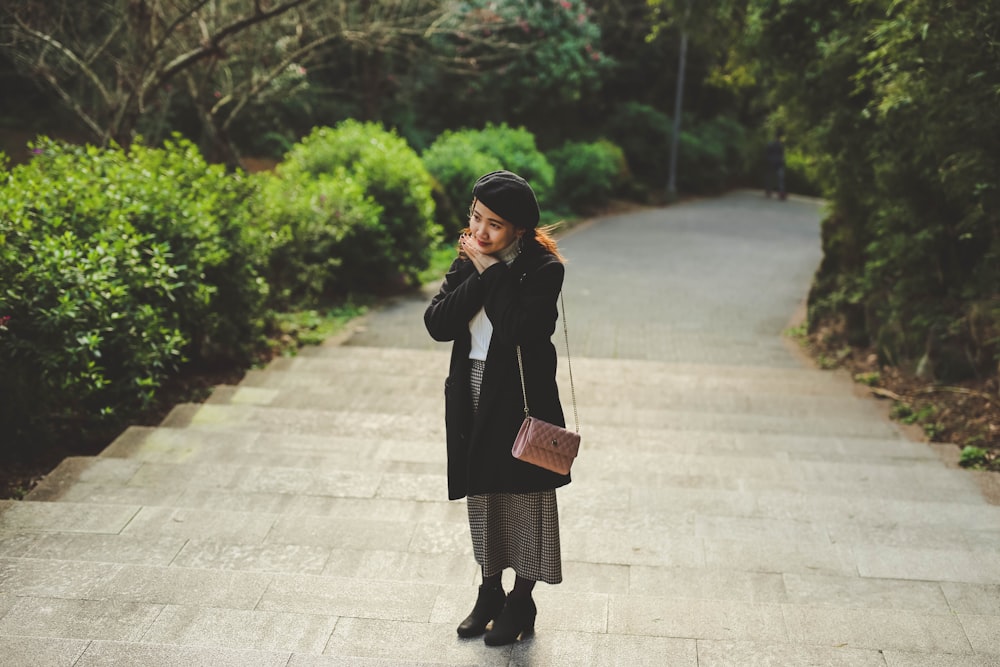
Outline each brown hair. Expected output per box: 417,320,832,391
529,225,566,263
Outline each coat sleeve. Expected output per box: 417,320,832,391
424,258,485,342
480,257,564,346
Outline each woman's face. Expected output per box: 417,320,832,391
468,199,525,255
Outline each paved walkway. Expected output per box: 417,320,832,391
1,191,998,666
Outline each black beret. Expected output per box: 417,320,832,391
472,170,540,229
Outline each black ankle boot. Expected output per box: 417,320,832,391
483,595,536,646
457,582,506,638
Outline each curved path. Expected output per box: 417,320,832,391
2,191,998,666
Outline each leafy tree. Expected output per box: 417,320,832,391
0,1,507,162
749,0,1000,379
408,0,609,140
1,1,318,158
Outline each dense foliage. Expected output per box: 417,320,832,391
406,0,608,140
272,120,440,294
749,0,1000,380
548,139,628,212
0,138,267,443
422,124,555,234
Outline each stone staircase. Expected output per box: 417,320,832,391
3,342,999,665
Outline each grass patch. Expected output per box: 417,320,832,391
269,299,371,354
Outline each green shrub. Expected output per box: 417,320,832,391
256,169,383,306
110,138,269,361
604,102,672,190
0,154,177,439
783,149,823,197
548,139,629,212
0,136,268,445
422,132,504,235
278,120,439,288
469,124,555,205
16,136,269,362
422,124,554,234
676,116,751,194
959,445,989,469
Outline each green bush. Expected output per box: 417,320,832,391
548,139,629,212
110,138,269,362
0,151,172,439
256,169,383,306
14,137,268,362
277,120,439,289
0,136,268,445
469,124,555,205
756,1,1000,378
604,102,672,190
783,149,823,198
422,132,504,235
422,124,554,234
676,116,751,194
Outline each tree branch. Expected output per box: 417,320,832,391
217,32,341,131
143,0,310,98
12,15,114,107
85,22,123,67
33,64,107,142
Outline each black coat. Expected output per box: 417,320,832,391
424,243,571,500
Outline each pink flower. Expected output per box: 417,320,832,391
0,315,10,328
559,0,571,8
214,91,222,98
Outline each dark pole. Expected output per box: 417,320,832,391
666,0,691,199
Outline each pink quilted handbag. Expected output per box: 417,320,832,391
511,293,580,475
512,416,580,475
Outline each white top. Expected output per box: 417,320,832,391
468,241,522,361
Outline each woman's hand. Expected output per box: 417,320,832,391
460,233,500,274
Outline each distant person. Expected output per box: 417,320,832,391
765,131,787,200
424,170,570,646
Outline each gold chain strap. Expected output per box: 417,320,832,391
515,291,579,433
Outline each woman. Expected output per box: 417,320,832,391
424,170,571,646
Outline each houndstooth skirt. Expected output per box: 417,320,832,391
467,359,563,584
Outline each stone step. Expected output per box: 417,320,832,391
103,423,938,467
20,476,999,556
86,416,974,507
274,346,854,387
162,398,900,442
0,592,991,665
214,379,881,422
250,360,855,398
1,542,996,617
3,505,1000,602
112,428,963,504
92,426,965,504
1,547,995,662
4,493,1000,596
112,404,971,502
99,424,932,473
26,452,997,534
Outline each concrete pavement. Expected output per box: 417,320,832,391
1,191,998,666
